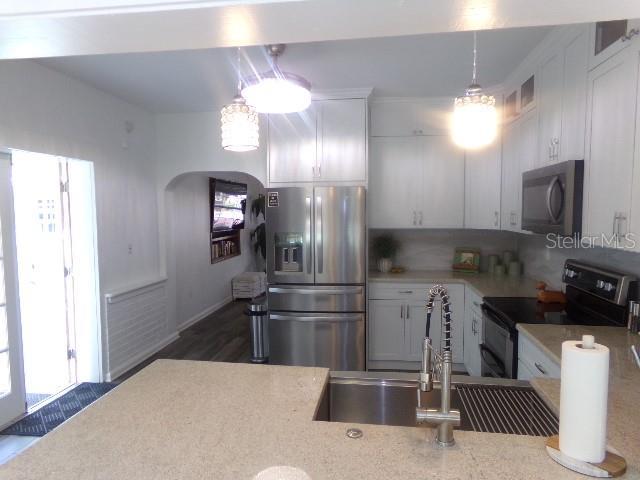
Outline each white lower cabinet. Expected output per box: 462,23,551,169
368,283,464,368
463,290,483,377
517,332,561,381
368,299,406,361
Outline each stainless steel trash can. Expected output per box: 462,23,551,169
246,294,268,363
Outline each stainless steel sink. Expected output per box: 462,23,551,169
314,371,558,436
314,371,466,429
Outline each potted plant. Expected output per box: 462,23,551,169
250,194,266,271
372,234,399,273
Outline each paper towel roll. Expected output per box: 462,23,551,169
559,335,610,463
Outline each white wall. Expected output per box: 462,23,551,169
0,60,163,378
168,172,264,331
370,229,520,272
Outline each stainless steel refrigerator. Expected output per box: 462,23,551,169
265,186,366,371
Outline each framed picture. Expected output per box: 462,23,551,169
452,248,480,273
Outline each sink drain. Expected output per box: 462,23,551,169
346,428,363,439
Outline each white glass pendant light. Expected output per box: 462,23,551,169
221,48,259,152
241,44,311,114
451,32,497,150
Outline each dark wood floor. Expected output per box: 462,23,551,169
116,300,251,382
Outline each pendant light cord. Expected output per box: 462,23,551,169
236,47,242,94
472,31,477,85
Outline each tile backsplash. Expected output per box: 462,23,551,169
369,229,519,272
369,229,640,290
517,234,640,289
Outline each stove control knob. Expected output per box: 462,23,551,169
603,282,615,292
565,268,578,279
596,280,605,289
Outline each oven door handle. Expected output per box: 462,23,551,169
481,306,514,335
479,344,506,378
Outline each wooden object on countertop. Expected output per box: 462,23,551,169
536,282,566,304
390,267,406,274
546,435,626,478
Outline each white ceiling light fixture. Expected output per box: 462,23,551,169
451,31,497,150
221,47,259,152
241,44,311,114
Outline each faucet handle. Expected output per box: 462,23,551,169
419,337,433,392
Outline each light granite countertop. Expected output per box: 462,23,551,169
369,270,540,298
2,359,639,479
519,324,640,479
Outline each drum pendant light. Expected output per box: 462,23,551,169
221,48,259,152
451,32,498,150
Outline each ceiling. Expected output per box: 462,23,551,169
1,0,636,60
36,26,552,114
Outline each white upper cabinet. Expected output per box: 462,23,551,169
316,98,367,182
537,26,589,166
585,46,638,245
501,108,537,233
589,19,640,70
501,120,521,232
560,28,589,162
537,51,563,166
368,133,464,229
465,139,502,229
267,97,367,186
370,98,451,137
268,106,317,184
422,136,465,228
369,136,423,228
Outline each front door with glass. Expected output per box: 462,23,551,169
0,154,26,427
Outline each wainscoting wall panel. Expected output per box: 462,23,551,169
104,279,177,380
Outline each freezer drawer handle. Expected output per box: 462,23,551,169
269,314,362,323
269,287,363,295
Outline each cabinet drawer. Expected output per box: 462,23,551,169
369,283,429,300
518,333,561,379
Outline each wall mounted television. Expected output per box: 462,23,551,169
209,178,247,232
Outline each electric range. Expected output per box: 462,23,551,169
479,259,636,379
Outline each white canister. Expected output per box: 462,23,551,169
377,258,392,273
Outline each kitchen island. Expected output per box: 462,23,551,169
2,358,638,479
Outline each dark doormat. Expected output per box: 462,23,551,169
0,382,117,437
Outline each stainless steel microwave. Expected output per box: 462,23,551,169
521,160,584,236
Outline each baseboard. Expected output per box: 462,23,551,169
106,331,180,381
177,296,233,332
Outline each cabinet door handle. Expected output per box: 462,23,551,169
406,306,410,320
419,211,423,225
317,164,321,178
534,362,548,375
400,305,404,319
619,214,627,237
398,290,414,294
613,212,620,238
621,28,640,42
413,211,417,226
494,211,499,227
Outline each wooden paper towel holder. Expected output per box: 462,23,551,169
546,435,627,477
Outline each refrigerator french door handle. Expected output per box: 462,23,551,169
305,196,312,274
316,194,323,274
270,314,362,323
269,287,364,295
